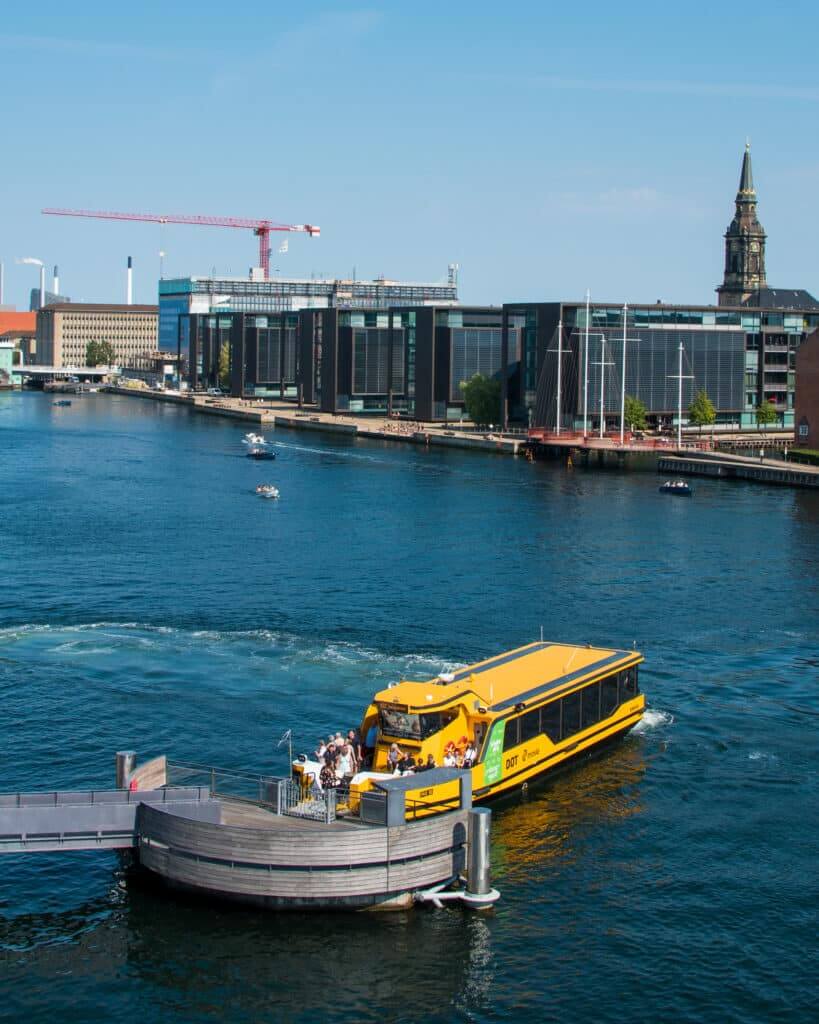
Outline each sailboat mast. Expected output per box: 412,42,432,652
620,303,627,443
583,290,590,436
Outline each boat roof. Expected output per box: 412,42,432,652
374,641,642,714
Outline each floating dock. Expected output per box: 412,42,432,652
658,451,819,489
0,753,498,912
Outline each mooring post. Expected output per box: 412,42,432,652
466,807,492,897
115,751,136,789
459,806,500,908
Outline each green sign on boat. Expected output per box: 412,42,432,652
482,721,505,785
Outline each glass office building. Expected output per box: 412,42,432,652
523,301,819,430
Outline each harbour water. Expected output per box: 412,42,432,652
1,392,817,1023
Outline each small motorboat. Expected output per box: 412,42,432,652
659,479,693,496
255,484,280,499
246,447,276,460
243,432,267,445
53,399,72,407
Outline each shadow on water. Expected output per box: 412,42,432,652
1,868,497,1024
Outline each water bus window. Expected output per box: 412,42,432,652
503,718,519,751
540,700,561,742
520,708,540,744
620,667,639,700
561,691,581,738
581,682,601,731
601,675,619,717
378,706,455,741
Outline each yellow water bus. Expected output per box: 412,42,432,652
350,639,644,816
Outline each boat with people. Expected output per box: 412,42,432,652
659,479,693,496
243,432,267,445
255,484,279,499
53,399,72,407
294,639,645,817
246,447,276,460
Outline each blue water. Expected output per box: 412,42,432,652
0,391,817,1023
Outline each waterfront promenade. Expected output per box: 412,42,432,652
108,385,524,454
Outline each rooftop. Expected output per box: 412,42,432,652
42,303,158,313
376,640,640,714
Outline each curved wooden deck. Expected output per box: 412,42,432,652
137,798,469,909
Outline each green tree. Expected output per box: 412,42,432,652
755,399,778,429
218,341,231,391
85,340,101,366
623,395,648,431
460,373,501,428
688,389,716,434
85,339,116,367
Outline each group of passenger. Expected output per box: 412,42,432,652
387,736,477,776
381,419,422,436
314,730,363,790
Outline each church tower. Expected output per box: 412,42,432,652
717,143,767,306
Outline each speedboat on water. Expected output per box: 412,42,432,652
659,479,693,496
53,399,72,407
255,484,280,499
246,447,276,460
243,432,267,445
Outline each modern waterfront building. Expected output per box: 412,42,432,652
36,304,158,368
794,328,819,448
161,271,459,365
525,299,819,432
187,304,513,421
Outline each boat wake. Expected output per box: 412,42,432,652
633,708,674,733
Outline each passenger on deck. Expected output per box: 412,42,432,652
320,755,339,790
425,754,437,771
348,728,363,764
337,744,355,779
399,754,416,775
462,741,477,768
443,748,457,768
388,743,404,770
314,740,327,761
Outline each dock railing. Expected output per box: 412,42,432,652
166,761,339,823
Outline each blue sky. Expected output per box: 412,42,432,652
2,1,818,308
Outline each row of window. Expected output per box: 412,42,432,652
502,668,639,752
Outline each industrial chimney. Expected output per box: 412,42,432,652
127,256,133,305
53,265,60,297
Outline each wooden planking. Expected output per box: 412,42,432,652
130,755,167,792
139,805,469,869
140,842,462,901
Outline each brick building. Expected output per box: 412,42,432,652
794,328,819,448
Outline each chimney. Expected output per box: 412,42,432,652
53,265,60,297
39,266,45,309
127,256,133,305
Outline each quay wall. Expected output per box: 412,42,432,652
659,453,819,489
106,388,521,455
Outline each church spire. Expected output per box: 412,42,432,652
717,143,767,306
738,141,754,197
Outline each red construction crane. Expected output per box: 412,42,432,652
42,207,320,280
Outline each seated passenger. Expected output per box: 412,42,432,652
462,741,477,768
443,749,457,768
399,755,416,774
425,753,437,770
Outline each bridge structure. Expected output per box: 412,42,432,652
13,365,113,381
